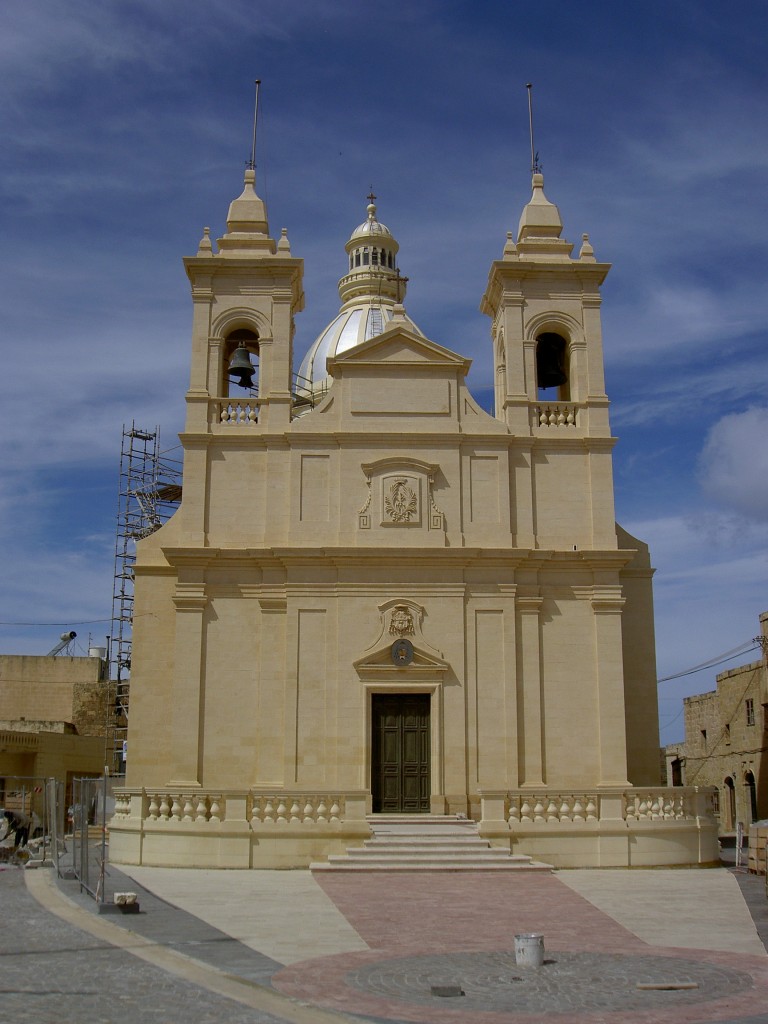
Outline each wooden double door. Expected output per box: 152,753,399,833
371,694,430,813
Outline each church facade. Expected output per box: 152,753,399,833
110,165,718,869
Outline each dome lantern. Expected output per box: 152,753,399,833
297,196,424,391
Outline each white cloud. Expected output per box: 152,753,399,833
698,407,768,522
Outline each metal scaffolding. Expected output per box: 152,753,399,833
109,424,182,774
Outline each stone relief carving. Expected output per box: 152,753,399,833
357,460,444,531
384,478,418,523
389,604,415,637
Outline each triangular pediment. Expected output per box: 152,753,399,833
328,325,471,375
355,643,449,672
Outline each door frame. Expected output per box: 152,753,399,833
371,693,431,813
363,682,443,814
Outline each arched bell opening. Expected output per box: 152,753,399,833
535,331,570,400
223,328,259,396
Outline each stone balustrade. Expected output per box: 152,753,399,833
624,788,716,821
508,794,599,824
249,793,344,825
111,789,365,825
502,787,715,825
214,399,260,425
108,785,717,868
533,402,578,428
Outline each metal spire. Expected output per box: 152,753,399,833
248,79,261,172
526,83,541,175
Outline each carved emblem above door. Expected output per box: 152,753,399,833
357,458,444,532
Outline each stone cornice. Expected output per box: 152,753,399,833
157,545,637,574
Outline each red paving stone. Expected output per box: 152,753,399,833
271,872,768,1024
313,871,647,953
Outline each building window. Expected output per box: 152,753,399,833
700,729,707,746
724,723,731,744
712,789,720,815
746,698,755,726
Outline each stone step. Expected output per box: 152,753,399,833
362,838,496,848
311,857,552,872
367,815,474,824
310,813,553,871
346,847,515,860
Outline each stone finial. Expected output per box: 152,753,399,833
579,233,596,262
197,226,213,255
503,230,519,260
277,227,291,253
517,172,563,241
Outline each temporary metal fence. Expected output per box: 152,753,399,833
70,774,109,903
0,776,60,866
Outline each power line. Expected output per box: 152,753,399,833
658,641,760,684
0,618,114,627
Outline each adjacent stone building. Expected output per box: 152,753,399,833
109,163,718,869
0,654,109,812
666,611,768,832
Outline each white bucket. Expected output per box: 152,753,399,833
514,933,544,968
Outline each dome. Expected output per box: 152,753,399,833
297,198,424,391
350,202,393,240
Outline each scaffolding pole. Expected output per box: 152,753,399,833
108,423,182,774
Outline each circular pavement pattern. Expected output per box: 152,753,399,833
345,950,754,1014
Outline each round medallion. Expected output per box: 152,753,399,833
391,639,414,666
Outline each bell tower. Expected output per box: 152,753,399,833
480,172,616,551
176,169,304,545
182,168,304,432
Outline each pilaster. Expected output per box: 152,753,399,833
516,594,545,786
167,581,208,786
592,589,631,786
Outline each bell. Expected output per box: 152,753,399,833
536,334,567,389
228,344,256,388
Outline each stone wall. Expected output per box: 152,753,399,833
672,652,767,830
0,655,107,735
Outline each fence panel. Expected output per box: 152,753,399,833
70,774,108,903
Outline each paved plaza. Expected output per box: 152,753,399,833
1,855,767,1024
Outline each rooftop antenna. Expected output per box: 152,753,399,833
248,79,262,172
526,82,541,175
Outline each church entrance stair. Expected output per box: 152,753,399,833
310,815,553,872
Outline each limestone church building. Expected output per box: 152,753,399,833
110,163,717,869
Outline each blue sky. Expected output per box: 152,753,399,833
1,1,766,744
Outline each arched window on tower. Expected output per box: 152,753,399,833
535,332,570,399
223,328,259,397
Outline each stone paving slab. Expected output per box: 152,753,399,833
122,865,370,965
272,872,768,1023
0,867,298,1024
559,868,767,955
11,857,768,1024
